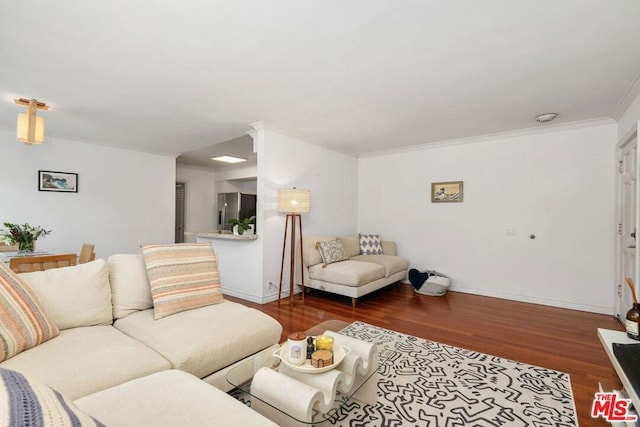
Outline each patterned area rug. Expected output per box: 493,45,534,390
233,321,578,426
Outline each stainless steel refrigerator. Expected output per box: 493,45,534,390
217,192,257,231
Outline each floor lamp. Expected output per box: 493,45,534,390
278,188,311,305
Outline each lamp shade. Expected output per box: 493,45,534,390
278,188,311,213
17,112,44,144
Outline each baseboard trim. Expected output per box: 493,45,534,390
223,288,296,304
224,283,614,313
449,284,614,315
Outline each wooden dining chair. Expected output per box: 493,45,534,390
0,242,18,252
9,254,77,273
78,243,96,264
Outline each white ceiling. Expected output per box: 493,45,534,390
177,134,256,170
1,1,640,161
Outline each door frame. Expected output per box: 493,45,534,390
615,127,639,321
175,182,186,243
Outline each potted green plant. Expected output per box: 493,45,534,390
227,216,256,235
1,222,52,252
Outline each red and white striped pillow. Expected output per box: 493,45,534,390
0,260,59,362
141,243,223,319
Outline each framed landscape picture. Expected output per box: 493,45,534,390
38,170,78,193
431,181,463,203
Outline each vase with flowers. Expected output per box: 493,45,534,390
1,222,52,253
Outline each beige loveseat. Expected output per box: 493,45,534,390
303,235,408,306
0,255,282,426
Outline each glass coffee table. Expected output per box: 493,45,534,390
226,324,394,426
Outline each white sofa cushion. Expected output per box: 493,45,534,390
350,255,408,277
75,370,277,427
114,301,282,378
381,240,397,256
108,254,153,319
337,235,360,258
0,326,171,400
0,367,103,426
308,260,385,287
19,259,112,330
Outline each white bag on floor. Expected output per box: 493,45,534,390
416,272,451,296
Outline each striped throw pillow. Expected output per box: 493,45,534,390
0,261,59,362
0,367,104,426
141,243,224,319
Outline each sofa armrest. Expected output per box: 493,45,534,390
381,241,397,256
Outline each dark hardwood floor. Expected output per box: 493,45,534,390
227,283,624,427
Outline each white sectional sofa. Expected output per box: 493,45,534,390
0,254,282,426
303,235,408,306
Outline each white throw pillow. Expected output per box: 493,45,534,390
19,259,112,330
108,254,154,319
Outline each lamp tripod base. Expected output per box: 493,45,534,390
278,213,305,306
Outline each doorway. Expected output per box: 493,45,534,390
616,133,638,320
175,182,186,243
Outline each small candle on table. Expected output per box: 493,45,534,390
315,335,334,353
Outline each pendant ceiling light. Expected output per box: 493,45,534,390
15,98,49,144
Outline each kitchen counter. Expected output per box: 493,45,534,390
187,230,258,241
197,232,257,241
193,230,261,301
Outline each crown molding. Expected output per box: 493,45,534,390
613,70,640,121
359,117,616,158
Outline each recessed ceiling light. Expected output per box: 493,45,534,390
535,113,558,123
210,155,247,163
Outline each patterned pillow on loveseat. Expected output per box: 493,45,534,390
317,240,349,267
358,234,384,255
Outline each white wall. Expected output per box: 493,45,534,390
208,127,358,303
176,165,217,233
197,235,262,301
358,123,617,314
0,129,175,258
216,180,257,194
215,166,258,183
259,128,359,302
216,166,258,195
